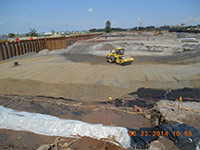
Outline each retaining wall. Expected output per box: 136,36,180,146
0,33,101,61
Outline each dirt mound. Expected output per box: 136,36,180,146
100,43,115,50
150,100,200,128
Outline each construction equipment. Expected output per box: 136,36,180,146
153,30,163,35
106,48,134,65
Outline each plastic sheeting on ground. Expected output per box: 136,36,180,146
0,106,131,148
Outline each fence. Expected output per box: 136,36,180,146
0,33,101,61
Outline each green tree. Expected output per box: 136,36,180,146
131,27,138,31
8,33,15,38
29,28,39,36
89,28,97,32
138,26,145,31
105,21,111,33
111,28,128,32
146,26,155,31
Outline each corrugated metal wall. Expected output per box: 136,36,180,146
0,33,101,61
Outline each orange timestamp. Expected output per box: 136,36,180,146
128,130,192,137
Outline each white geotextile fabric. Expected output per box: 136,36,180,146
0,106,131,148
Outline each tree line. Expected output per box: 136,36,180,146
89,21,155,33
8,28,40,38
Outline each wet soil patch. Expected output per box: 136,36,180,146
0,94,150,128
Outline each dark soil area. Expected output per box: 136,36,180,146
104,87,200,108
61,47,200,65
0,129,126,150
134,87,200,99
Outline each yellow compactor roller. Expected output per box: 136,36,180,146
106,48,134,65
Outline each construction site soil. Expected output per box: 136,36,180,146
111,87,200,108
0,94,149,150
0,93,199,150
0,32,200,150
1,33,200,101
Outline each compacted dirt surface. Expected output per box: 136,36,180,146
0,33,200,102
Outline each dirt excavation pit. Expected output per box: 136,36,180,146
0,32,200,150
1,33,200,101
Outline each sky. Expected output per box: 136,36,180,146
0,0,200,34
